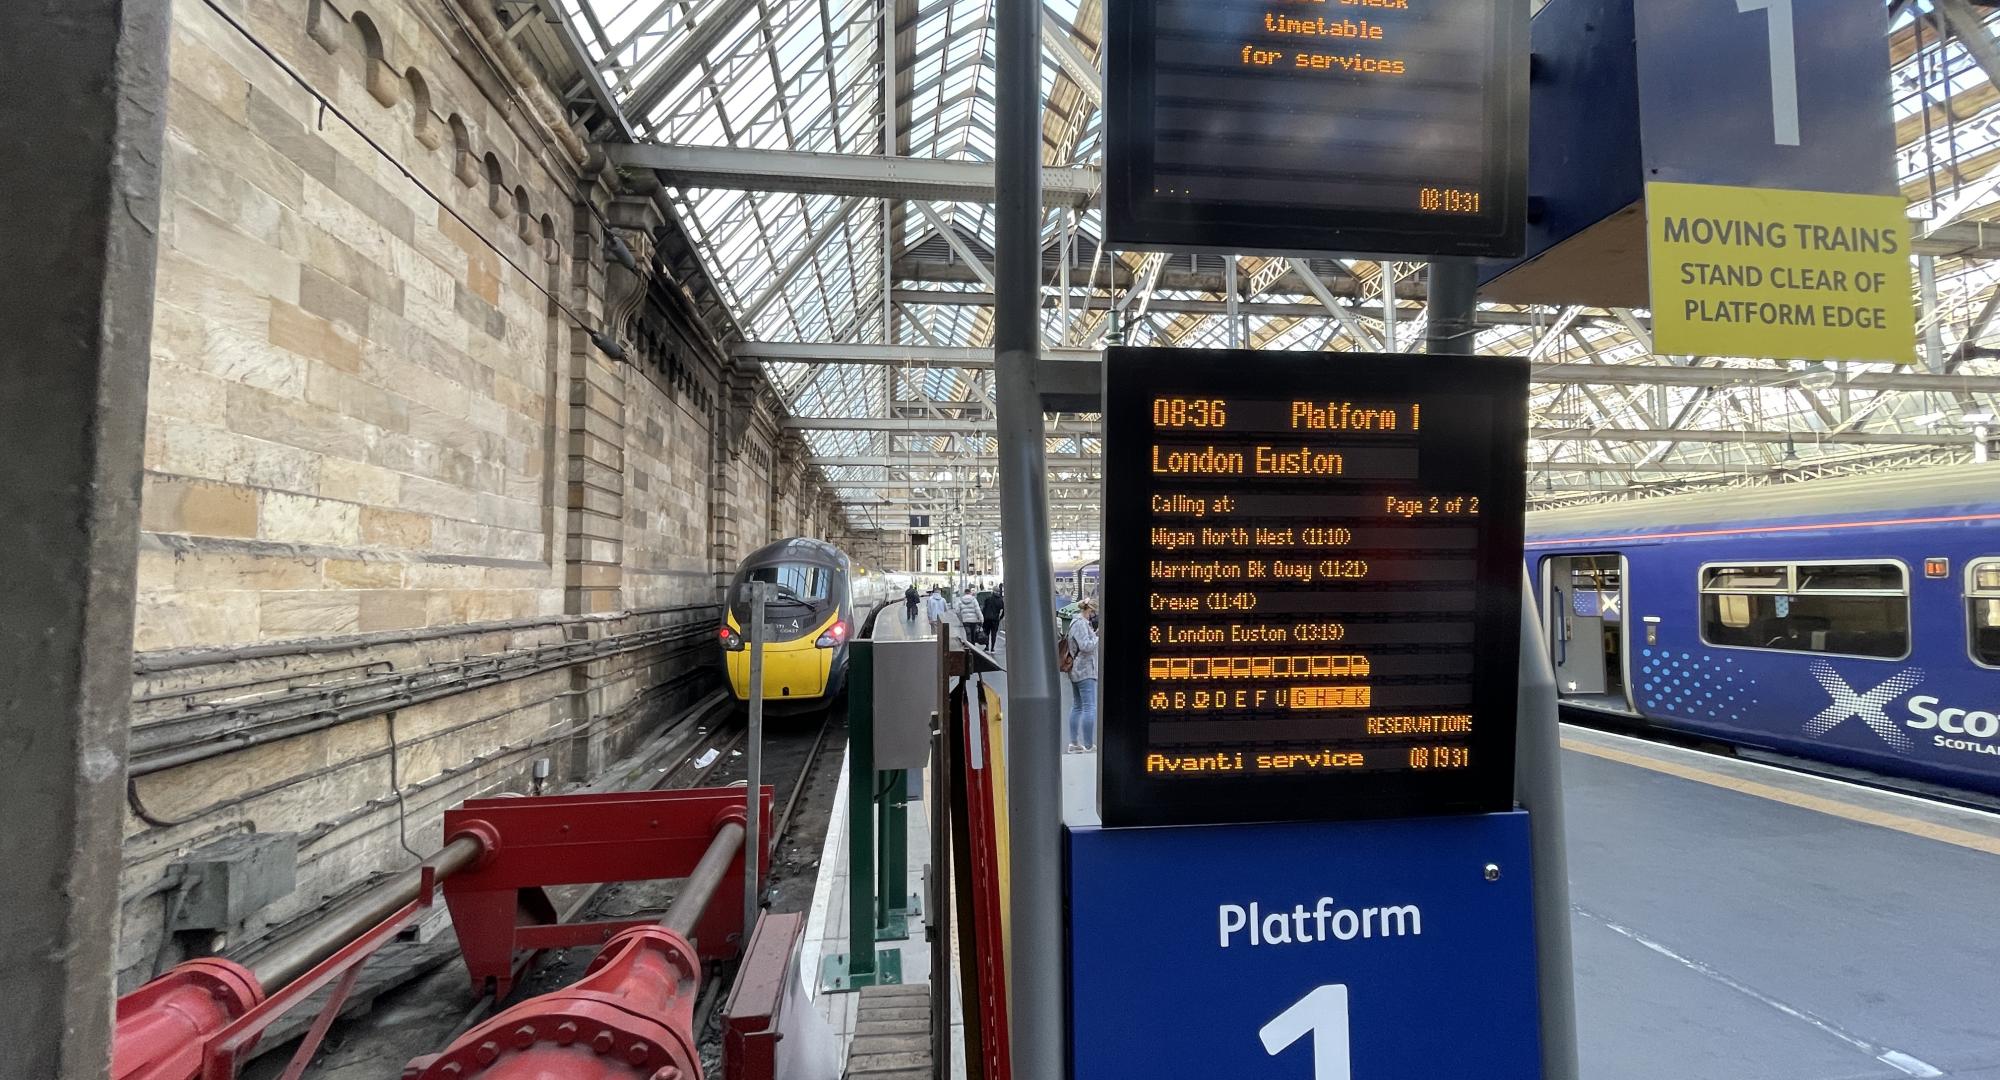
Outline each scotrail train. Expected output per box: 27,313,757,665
1526,465,2000,798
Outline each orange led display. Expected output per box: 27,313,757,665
1100,347,1528,827
1103,0,1527,256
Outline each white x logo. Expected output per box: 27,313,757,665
1804,662,1925,753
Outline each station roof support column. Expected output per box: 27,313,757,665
994,0,1067,1069
0,1,169,1074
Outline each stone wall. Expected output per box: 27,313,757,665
119,0,850,986
139,0,572,649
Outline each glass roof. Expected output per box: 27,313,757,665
556,0,2000,532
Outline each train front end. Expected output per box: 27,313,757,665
719,540,853,711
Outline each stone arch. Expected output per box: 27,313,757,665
405,67,441,149
540,213,560,264
483,152,508,216
449,115,478,187
513,186,537,242
348,11,401,107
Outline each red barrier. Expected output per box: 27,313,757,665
441,787,771,999
959,678,1013,1080
111,959,262,1080
722,912,806,1080
403,924,702,1080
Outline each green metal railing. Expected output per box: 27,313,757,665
820,636,917,989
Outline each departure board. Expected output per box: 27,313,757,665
1102,0,1528,257
1098,347,1528,827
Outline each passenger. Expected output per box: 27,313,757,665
954,585,984,645
1064,599,1098,753
904,584,920,622
925,586,947,635
981,585,1004,649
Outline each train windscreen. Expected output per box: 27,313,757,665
732,561,837,642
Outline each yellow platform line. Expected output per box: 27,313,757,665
1561,737,2000,857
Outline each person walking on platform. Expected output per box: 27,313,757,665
980,585,1004,649
904,584,920,622
954,585,984,645
1063,599,1098,752
924,586,947,635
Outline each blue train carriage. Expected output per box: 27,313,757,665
1525,465,2000,797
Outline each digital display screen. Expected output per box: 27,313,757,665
1098,347,1528,826
1103,0,1529,257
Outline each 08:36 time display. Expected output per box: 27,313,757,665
1153,397,1228,428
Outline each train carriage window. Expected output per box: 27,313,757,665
1700,562,1909,659
1971,561,2000,667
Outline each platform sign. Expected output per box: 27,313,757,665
1634,0,1911,362
1102,0,1529,257
1645,182,1914,363
1098,347,1528,827
1069,812,1541,1079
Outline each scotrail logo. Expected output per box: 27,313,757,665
1804,661,1926,753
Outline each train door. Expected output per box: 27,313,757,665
1542,553,1633,714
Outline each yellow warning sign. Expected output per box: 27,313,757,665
1646,181,1914,364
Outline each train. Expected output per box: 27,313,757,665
718,537,869,713
1053,557,1101,606
1525,464,2000,798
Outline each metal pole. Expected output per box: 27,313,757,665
1380,261,1398,352
1425,258,1479,354
1225,257,1241,349
995,0,1066,1067
744,582,768,940
1919,254,1944,374
246,835,485,991
662,820,749,937
1430,263,1576,1078
1059,209,1073,346
1514,574,1580,1080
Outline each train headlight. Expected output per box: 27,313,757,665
815,620,849,648
718,625,745,651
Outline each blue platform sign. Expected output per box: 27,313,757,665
1069,812,1541,1079
1633,0,1896,197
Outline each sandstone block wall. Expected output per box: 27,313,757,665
119,0,850,987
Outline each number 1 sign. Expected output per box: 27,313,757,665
1261,985,1353,1080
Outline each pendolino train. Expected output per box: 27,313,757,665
1526,465,2000,798
718,537,860,713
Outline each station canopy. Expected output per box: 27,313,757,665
517,0,2000,539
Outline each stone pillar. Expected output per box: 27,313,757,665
709,367,760,587
564,192,628,618
563,193,663,777
0,1,169,1074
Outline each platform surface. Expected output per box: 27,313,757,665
803,607,964,1076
